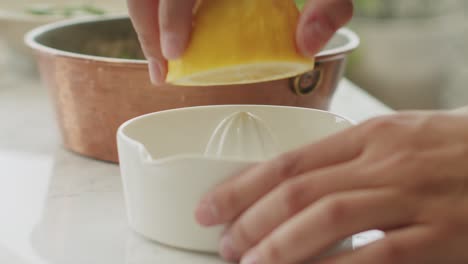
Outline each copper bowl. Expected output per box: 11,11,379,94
25,15,359,163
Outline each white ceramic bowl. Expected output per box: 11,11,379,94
117,105,353,252
0,0,126,70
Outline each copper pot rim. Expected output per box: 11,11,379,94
24,14,360,65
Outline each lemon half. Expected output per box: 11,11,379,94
166,0,314,86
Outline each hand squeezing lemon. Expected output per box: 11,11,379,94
166,0,315,86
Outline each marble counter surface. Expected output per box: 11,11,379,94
0,40,392,264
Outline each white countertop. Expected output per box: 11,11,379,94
0,44,392,264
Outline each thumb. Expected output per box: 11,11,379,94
296,0,353,57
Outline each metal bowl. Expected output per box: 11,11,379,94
26,15,359,163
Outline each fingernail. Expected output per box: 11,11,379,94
241,252,258,264
300,19,332,57
148,59,164,84
161,32,185,60
195,198,218,226
219,234,238,261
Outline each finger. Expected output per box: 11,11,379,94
127,0,166,84
239,189,417,264
195,127,364,227
219,161,375,260
297,0,353,57
318,226,436,264
159,0,196,59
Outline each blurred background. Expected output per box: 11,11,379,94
1,0,467,110
0,0,127,71
348,0,468,110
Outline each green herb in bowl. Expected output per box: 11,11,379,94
25,5,106,17
295,0,307,9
